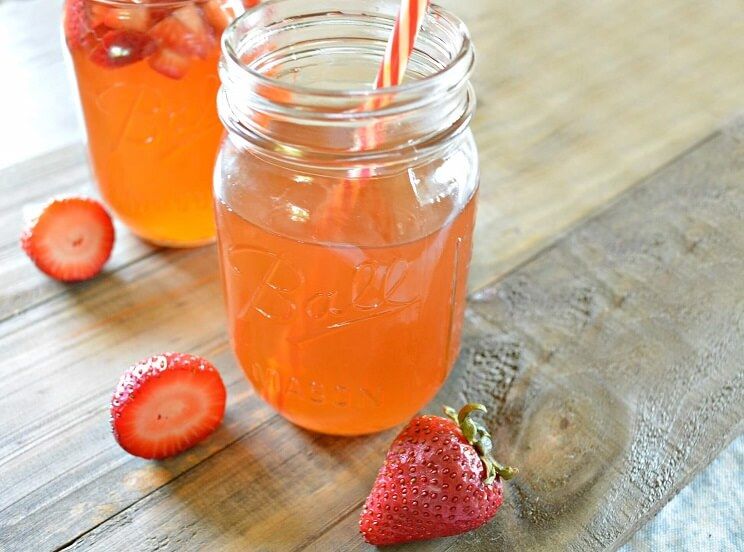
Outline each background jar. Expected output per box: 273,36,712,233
63,0,257,246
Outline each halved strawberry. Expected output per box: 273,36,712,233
111,353,227,460
64,0,90,49
149,4,215,59
148,47,191,79
20,197,114,282
89,29,155,68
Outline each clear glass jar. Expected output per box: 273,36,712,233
63,0,259,246
215,0,478,435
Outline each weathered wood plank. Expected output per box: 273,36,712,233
448,124,743,550
452,0,744,289
0,0,743,549
4,0,744,295
0,0,82,170
0,250,272,550
311,125,744,551
47,122,744,551
62,420,391,552
0,145,156,321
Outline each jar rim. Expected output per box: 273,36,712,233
221,0,474,104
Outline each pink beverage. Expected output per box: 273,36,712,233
215,175,476,435
214,0,479,434
63,0,259,246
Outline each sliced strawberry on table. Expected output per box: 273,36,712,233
148,47,191,79
149,4,216,59
20,197,115,282
359,404,518,546
89,29,155,68
111,353,227,460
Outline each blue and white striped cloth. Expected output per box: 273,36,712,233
622,435,743,551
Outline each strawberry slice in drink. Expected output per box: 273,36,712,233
148,47,191,79
111,353,227,459
88,3,106,28
64,0,90,49
102,6,151,33
203,0,241,34
149,4,215,60
20,197,115,282
90,30,156,68
202,0,261,33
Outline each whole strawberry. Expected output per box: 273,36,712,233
360,404,517,546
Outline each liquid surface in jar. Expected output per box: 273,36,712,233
215,165,477,435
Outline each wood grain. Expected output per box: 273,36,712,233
16,120,741,552
0,0,81,169
443,0,744,289
440,122,744,550
0,145,155,321
0,0,743,550
3,0,744,288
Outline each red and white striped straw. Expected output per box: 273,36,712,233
323,0,432,226
374,0,430,89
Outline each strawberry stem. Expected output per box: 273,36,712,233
443,403,518,484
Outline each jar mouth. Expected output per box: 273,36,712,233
218,0,475,168
221,0,474,109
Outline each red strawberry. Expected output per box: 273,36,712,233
88,3,108,29
90,30,155,68
64,0,90,49
20,197,115,282
360,404,517,546
80,23,110,53
172,3,212,34
149,4,215,59
111,353,227,460
148,47,191,79
203,0,243,34
145,7,172,27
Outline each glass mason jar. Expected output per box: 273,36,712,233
62,0,258,246
215,0,478,435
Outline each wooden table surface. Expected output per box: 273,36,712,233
1,0,743,550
